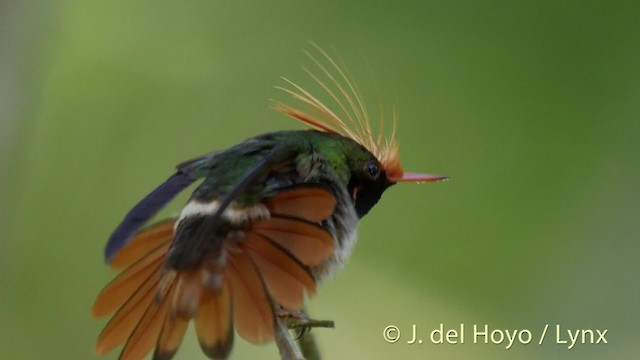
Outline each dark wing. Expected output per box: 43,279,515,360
165,144,304,270
103,148,231,263
104,172,196,262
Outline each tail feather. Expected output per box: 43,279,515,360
110,219,175,270
118,278,176,360
95,266,164,355
227,251,275,343
195,284,234,359
92,256,165,318
254,215,334,266
264,185,336,223
172,270,206,318
152,312,189,360
245,233,315,310
94,184,339,359
93,220,175,317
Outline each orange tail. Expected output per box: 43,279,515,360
92,185,336,360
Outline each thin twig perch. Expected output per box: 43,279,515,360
275,308,335,360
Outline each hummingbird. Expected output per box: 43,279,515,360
92,45,447,360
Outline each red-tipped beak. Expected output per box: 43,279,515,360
389,172,449,183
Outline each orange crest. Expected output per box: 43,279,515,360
272,43,405,180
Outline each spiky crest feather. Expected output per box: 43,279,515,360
272,43,404,180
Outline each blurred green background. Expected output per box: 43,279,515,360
2,1,639,359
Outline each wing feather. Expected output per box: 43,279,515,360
105,173,194,262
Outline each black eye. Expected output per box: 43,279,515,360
366,160,381,180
